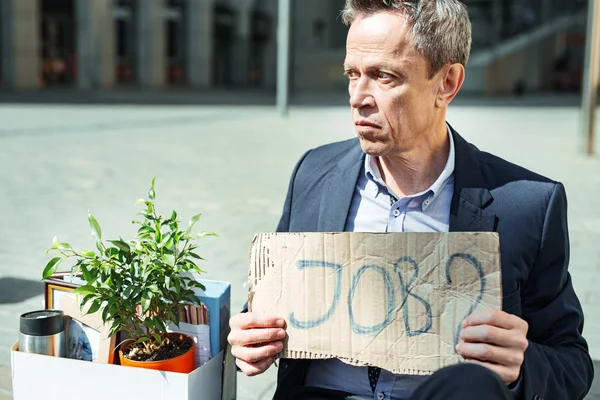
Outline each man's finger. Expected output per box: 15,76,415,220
231,341,284,363
462,310,526,331
230,313,286,330
465,359,520,386
456,342,524,367
460,325,528,351
236,357,275,377
228,328,286,346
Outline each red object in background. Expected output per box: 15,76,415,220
566,34,585,45
167,65,184,84
116,64,134,82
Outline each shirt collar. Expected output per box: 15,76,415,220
364,124,455,199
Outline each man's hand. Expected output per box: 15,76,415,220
456,309,529,386
228,313,287,377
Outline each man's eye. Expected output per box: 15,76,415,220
345,71,359,79
377,72,393,81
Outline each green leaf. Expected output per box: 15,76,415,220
169,310,180,327
148,178,156,200
188,213,201,227
137,336,151,344
109,240,131,254
86,300,102,315
188,252,203,260
58,242,72,250
88,213,102,239
170,210,178,222
75,285,97,295
193,281,206,292
155,318,167,333
147,284,160,294
80,263,92,282
138,225,154,234
153,333,162,344
109,320,122,338
197,231,218,238
42,257,62,279
102,300,112,321
141,293,151,314
144,318,155,330
162,254,175,267
81,294,95,306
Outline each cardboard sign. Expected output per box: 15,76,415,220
248,232,502,375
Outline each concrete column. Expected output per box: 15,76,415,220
232,0,255,87
1,0,40,90
524,41,541,92
580,0,600,155
186,0,214,88
136,0,166,88
255,0,277,90
76,0,115,90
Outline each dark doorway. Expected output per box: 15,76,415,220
249,10,271,87
166,0,187,86
115,0,137,85
40,0,76,87
213,4,236,87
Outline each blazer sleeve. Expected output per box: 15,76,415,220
518,182,594,400
275,149,311,233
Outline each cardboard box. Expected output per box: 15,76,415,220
11,342,224,400
249,232,502,375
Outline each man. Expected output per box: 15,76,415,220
228,1,594,399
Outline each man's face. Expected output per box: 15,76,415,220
344,12,443,157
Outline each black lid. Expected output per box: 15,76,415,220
20,310,65,336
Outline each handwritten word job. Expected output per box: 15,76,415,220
288,254,486,347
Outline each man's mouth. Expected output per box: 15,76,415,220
355,120,381,128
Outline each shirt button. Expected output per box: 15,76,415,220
393,209,400,217
377,393,385,400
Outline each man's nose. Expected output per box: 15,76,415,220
349,78,375,109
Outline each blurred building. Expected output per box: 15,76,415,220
0,0,591,95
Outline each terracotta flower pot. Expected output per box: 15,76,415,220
119,332,196,373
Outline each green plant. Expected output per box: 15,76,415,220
42,178,217,357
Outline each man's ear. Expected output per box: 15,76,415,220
435,63,465,108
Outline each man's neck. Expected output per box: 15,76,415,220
378,123,450,199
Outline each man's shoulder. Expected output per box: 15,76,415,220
472,146,561,208
477,149,556,186
298,137,361,172
305,137,360,160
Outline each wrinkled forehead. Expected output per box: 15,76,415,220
344,12,425,71
345,13,416,57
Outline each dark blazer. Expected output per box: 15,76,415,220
272,126,594,400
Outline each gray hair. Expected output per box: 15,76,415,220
341,0,472,77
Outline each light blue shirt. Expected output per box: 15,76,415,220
304,128,455,400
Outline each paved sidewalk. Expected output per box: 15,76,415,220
0,103,598,399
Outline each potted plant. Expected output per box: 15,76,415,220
42,178,216,373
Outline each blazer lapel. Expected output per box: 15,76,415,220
449,127,497,233
317,142,365,232
315,130,496,233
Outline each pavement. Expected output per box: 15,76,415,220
0,99,599,399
